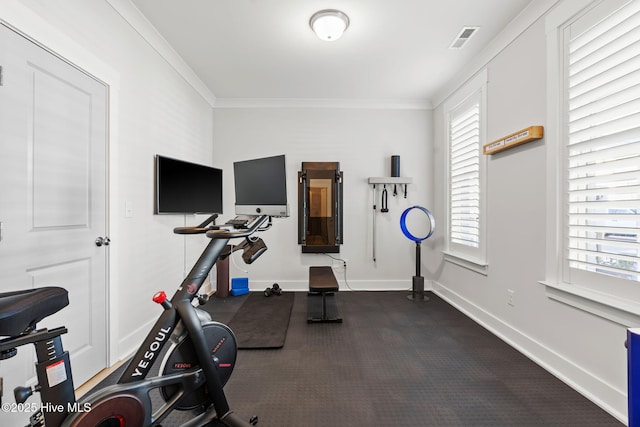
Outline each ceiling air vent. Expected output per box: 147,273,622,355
449,26,479,49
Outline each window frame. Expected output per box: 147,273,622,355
543,0,640,325
443,69,488,273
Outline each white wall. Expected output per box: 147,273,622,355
212,106,432,291
431,2,627,422
0,0,217,367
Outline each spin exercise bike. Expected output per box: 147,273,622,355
0,214,272,426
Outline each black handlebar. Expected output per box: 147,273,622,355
173,215,271,238
173,226,212,235
173,213,220,235
206,215,271,239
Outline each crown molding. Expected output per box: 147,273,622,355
105,0,216,107
213,98,433,110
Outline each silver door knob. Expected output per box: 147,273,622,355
95,236,110,247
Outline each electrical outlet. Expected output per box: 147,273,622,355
125,201,134,218
507,289,515,307
332,259,347,271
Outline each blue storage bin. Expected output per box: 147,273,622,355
231,277,249,296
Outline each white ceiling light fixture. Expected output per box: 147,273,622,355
309,9,350,42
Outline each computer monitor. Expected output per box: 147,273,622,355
155,155,223,214
233,154,289,217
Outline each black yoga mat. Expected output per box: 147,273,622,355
227,291,294,349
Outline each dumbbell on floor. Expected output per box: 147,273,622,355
264,283,282,297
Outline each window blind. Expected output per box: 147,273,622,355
566,0,640,281
450,101,480,248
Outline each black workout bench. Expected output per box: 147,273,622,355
307,266,342,323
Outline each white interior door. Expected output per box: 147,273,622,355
0,24,108,387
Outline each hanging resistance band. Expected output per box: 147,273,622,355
381,185,389,213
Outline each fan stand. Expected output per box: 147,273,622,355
408,241,428,301
400,205,435,302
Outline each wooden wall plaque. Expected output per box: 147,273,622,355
483,125,544,155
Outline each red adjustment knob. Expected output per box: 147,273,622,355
153,291,172,310
152,291,167,304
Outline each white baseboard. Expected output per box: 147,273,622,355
432,280,627,425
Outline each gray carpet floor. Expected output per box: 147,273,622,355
210,291,622,427
95,291,623,426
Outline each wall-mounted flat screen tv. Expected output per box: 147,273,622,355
233,154,289,217
155,155,223,214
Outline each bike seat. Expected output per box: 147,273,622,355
0,287,69,337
